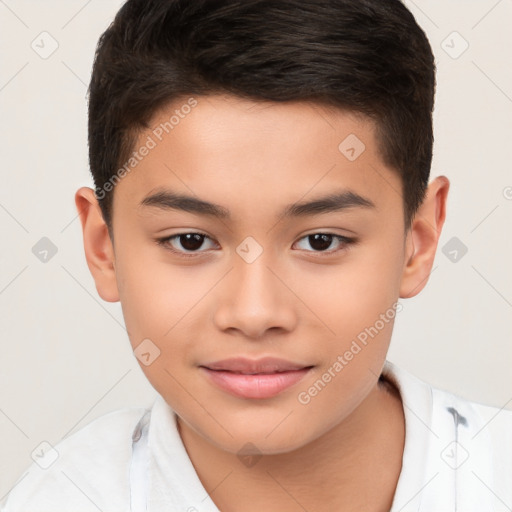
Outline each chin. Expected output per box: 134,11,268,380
221,433,310,457
194,416,319,456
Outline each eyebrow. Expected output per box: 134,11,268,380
140,188,375,220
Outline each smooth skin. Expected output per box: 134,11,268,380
76,94,449,511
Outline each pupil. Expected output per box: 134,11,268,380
310,234,332,251
180,233,204,251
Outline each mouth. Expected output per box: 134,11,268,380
199,357,314,399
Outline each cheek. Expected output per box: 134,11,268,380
293,259,403,433
115,243,191,329
114,250,199,402
117,273,158,340
289,239,404,340
290,237,405,410
340,243,404,353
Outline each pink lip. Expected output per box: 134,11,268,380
200,357,313,399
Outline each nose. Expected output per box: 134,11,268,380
212,252,298,340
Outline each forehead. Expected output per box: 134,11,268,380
113,94,401,222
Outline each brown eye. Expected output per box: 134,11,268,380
157,232,218,255
308,234,334,251
294,233,354,253
178,233,206,251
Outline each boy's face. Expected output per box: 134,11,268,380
80,94,444,455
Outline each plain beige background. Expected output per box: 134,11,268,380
1,0,511,498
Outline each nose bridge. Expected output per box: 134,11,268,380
234,252,276,304
213,246,296,337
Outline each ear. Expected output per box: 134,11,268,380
399,176,450,298
75,187,120,302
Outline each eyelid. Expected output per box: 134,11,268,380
156,230,356,258
293,233,356,254
156,231,218,257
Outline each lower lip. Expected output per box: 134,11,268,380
200,367,312,399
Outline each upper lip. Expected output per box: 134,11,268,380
201,357,312,374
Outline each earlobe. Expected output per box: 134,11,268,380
399,176,450,298
75,187,120,302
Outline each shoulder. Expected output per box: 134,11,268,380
384,360,512,508
431,381,512,507
383,361,512,510
428,377,512,442
432,383,512,488
1,405,149,512
383,359,512,434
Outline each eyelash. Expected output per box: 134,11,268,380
155,232,356,258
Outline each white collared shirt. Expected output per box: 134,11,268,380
2,361,511,511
